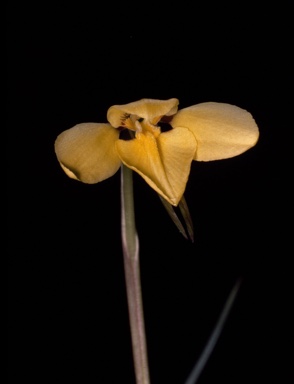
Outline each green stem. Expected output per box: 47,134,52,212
120,164,150,384
184,277,243,384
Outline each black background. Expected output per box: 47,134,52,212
7,3,292,384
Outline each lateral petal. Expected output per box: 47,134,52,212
55,123,121,183
116,128,196,206
170,102,259,161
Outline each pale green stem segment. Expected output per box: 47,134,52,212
120,163,150,384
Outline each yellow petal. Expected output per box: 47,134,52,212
170,102,259,161
107,98,179,128
55,123,121,183
116,128,197,206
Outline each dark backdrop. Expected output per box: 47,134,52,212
7,3,292,384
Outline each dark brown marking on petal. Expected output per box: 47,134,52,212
160,115,174,124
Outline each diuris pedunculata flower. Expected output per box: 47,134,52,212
55,98,259,206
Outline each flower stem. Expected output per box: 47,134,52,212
184,277,243,384
120,164,150,384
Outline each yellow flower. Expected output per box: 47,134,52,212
55,98,259,206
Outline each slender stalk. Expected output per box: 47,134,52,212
120,164,150,384
184,277,243,384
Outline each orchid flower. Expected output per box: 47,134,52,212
54,98,259,206
54,98,259,384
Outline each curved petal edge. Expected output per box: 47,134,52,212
171,102,259,161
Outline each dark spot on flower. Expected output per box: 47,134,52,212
119,129,134,141
121,113,130,125
160,115,174,124
158,122,173,132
